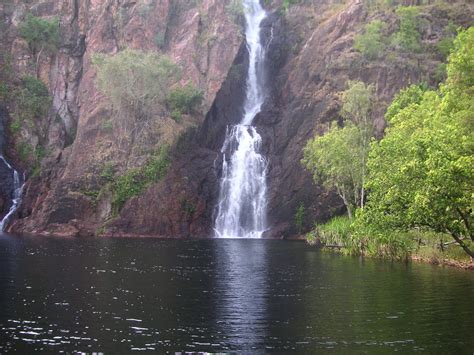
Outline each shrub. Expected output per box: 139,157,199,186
294,202,305,234
12,76,51,126
170,109,182,122
354,20,387,59
391,6,421,53
111,146,170,214
167,83,203,115
436,37,454,59
92,49,181,119
437,21,458,59
18,14,59,74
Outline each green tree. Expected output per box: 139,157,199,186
19,14,59,76
302,81,375,218
391,6,421,52
167,83,203,118
340,81,375,208
93,49,181,120
302,122,364,219
354,20,387,59
12,76,51,129
360,27,474,256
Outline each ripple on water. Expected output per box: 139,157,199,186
0,236,473,353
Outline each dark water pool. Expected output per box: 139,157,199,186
0,234,473,353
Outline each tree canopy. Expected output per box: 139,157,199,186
93,49,181,119
360,27,474,256
302,81,375,217
19,14,59,75
354,20,387,60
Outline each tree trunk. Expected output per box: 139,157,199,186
456,207,473,242
450,231,474,258
35,46,44,78
337,187,352,219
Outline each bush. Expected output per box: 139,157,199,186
314,216,353,246
436,37,454,59
354,20,387,59
19,14,59,73
111,146,170,214
167,83,203,116
12,76,51,127
92,49,181,119
437,21,458,59
391,6,421,53
170,109,182,122
294,202,305,234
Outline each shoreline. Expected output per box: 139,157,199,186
310,243,474,271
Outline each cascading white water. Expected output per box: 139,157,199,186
0,156,24,232
214,0,268,239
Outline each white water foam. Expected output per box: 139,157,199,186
214,0,268,238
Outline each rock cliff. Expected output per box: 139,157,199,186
1,0,472,237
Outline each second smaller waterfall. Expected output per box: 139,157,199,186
0,156,24,231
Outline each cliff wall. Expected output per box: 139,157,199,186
2,0,472,237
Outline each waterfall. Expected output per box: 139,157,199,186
0,156,24,232
214,0,268,238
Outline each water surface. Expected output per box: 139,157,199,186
0,234,473,353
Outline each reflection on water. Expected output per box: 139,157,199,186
0,233,473,353
213,240,269,350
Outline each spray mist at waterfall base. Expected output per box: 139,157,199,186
214,0,269,239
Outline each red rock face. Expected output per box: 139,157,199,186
4,0,242,237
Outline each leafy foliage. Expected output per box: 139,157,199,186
19,14,59,74
11,76,51,129
384,83,426,121
446,27,474,89
354,20,387,59
19,14,59,55
358,27,474,256
294,202,305,234
302,123,363,218
93,49,181,119
111,146,170,214
302,81,375,218
281,0,302,12
167,83,203,118
391,6,421,52
436,21,458,60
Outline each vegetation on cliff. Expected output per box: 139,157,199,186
93,49,203,123
18,14,59,77
91,49,204,215
303,27,473,261
111,146,170,215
